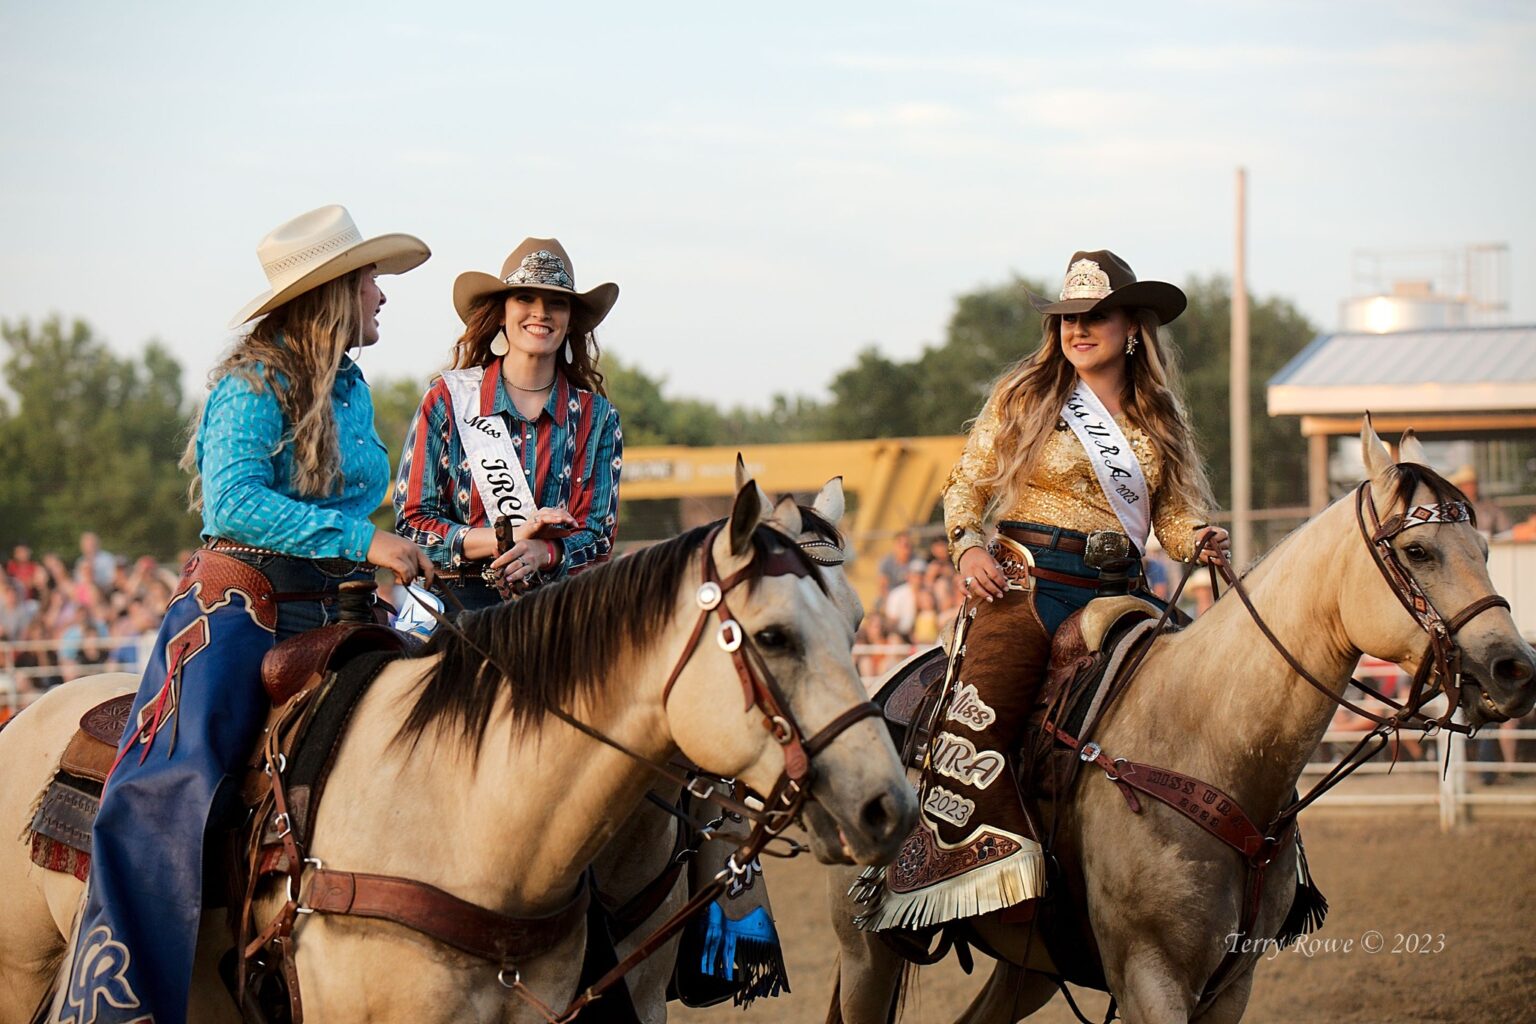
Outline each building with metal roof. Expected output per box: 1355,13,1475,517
1267,324,1536,511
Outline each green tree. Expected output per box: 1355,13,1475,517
0,316,199,558
1168,277,1316,511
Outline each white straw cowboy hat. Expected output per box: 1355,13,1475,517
453,237,619,336
229,205,430,329
1029,249,1186,325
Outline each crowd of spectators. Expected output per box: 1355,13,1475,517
0,533,179,719
855,531,968,679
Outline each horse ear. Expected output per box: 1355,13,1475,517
734,453,749,492
769,495,804,538
1360,413,1394,482
728,479,770,557
812,476,846,525
1398,429,1431,468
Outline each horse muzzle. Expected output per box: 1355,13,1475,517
1463,637,1536,723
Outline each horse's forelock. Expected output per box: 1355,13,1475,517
1387,462,1472,524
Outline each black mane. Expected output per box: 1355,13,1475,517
399,520,812,754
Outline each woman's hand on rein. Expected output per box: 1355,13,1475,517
1194,526,1231,565
368,531,434,586
491,539,555,593
959,547,1009,602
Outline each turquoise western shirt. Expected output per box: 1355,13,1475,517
197,356,388,560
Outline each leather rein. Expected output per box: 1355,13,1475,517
246,523,878,1024
1044,478,1510,1008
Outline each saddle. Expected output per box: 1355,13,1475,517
25,617,411,886
875,595,1165,778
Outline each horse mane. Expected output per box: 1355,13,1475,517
400,521,809,754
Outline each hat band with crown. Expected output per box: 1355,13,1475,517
504,251,575,291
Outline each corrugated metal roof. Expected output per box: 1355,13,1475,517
1269,324,1536,388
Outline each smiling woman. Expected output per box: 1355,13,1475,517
394,237,624,611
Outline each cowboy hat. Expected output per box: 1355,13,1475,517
453,238,619,336
1029,249,1186,325
229,205,430,329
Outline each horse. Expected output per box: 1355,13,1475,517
591,472,866,1022
0,480,917,1023
826,422,1536,1024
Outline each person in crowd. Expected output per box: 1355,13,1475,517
881,559,925,641
77,531,117,589
53,205,433,1024
6,544,43,599
395,237,622,611
1448,465,1512,539
877,530,916,592
865,250,1229,932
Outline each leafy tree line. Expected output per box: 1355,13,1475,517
0,280,1317,557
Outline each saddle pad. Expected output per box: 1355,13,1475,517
259,649,404,850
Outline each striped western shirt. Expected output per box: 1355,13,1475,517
196,356,388,561
393,361,622,576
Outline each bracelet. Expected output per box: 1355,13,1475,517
544,540,560,568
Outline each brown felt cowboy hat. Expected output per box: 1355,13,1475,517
230,205,430,329
1029,249,1186,325
453,238,619,336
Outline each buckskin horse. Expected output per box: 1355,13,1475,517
826,422,1536,1024
592,472,866,1021
0,481,917,1023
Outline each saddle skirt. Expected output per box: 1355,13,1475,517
25,623,410,885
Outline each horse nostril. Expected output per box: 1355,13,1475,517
1492,655,1534,686
861,791,906,842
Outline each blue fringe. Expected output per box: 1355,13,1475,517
696,903,791,1005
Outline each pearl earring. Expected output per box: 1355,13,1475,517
1125,334,1139,356
490,329,510,357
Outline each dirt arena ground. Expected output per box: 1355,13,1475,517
673,806,1536,1024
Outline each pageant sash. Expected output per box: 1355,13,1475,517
440,367,538,531
1060,381,1151,550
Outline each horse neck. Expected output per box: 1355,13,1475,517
464,645,677,908
1141,498,1365,817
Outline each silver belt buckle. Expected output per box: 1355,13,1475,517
1083,530,1132,571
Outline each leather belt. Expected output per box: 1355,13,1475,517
206,538,367,578
998,524,1088,555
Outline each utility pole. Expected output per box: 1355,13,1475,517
1230,167,1253,569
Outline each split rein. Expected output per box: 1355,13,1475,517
1073,479,1510,834
375,525,877,1022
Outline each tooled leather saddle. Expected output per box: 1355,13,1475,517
25,614,411,888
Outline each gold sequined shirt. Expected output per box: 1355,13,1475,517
944,396,1208,563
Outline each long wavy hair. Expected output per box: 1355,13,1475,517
181,269,365,509
450,293,606,395
979,309,1214,520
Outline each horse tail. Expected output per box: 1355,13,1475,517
892,960,918,1023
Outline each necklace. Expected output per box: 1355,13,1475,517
505,375,555,393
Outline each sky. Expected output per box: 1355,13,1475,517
2,1,1533,408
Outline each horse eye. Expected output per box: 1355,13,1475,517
1403,542,1431,563
754,626,790,649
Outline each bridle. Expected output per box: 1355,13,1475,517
285,522,881,1023
1354,483,1510,731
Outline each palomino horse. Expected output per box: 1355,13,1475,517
593,473,865,1021
828,423,1536,1024
0,482,917,1023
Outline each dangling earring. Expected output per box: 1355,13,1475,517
490,329,510,357
1125,334,1139,356
563,339,574,363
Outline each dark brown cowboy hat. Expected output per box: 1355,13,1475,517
1029,249,1186,325
453,237,619,336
